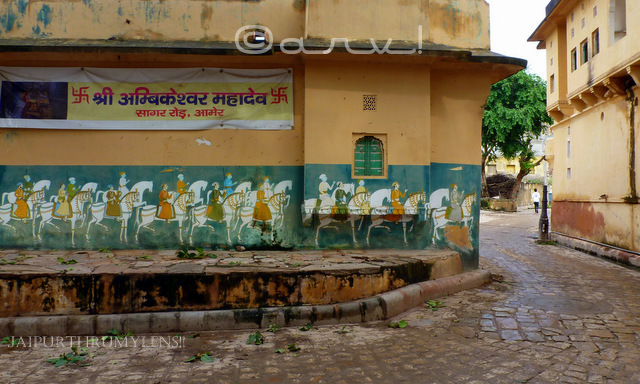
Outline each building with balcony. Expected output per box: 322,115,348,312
530,0,640,257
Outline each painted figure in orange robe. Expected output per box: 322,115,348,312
253,184,272,223
13,183,30,220
157,183,174,221
177,174,188,195
390,182,407,215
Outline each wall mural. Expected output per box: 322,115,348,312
0,164,479,267
0,166,300,250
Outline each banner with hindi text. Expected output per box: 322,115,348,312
0,67,293,130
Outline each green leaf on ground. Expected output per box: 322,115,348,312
266,324,281,333
299,323,313,332
185,351,214,363
57,257,77,265
426,300,445,311
389,320,409,328
246,331,265,345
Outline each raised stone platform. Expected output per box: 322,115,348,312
0,249,464,317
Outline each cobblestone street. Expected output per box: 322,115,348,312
2,209,640,383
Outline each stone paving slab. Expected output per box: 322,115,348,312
0,248,458,275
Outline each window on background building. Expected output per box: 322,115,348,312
567,140,571,158
550,74,555,94
571,48,578,71
354,136,384,177
593,6,598,17
592,29,600,56
581,18,585,29
487,164,497,175
580,39,589,64
611,0,627,43
507,165,516,174
567,168,572,179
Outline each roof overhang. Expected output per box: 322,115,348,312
528,0,581,43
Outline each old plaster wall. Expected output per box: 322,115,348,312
0,0,489,49
307,0,489,49
303,58,430,168
550,86,640,252
0,0,305,42
430,69,492,269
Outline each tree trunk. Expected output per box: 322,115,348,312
481,155,489,198
507,157,545,199
508,168,528,200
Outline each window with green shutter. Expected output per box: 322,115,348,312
354,136,384,176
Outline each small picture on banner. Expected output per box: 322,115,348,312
0,81,68,120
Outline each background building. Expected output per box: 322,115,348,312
530,0,640,254
0,0,523,270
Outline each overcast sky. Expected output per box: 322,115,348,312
487,0,550,79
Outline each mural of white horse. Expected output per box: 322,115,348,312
426,188,450,221
234,192,292,241
366,190,426,246
188,191,245,245
0,188,47,233
235,182,252,195
431,192,476,245
307,191,370,246
1,180,51,205
134,191,194,244
273,180,293,195
35,190,93,247
188,180,208,206
86,181,153,243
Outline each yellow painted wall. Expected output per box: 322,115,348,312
486,156,545,178
307,0,489,49
546,24,569,108
550,93,632,202
307,0,431,42
1,0,489,49
428,0,489,49
303,57,431,166
0,52,305,167
0,0,305,42
430,70,492,166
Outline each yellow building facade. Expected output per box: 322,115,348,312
485,156,545,178
0,0,522,269
530,0,640,252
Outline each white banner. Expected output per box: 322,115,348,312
0,67,294,130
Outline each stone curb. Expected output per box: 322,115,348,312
551,233,640,268
0,270,491,337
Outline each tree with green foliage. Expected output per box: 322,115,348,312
482,70,553,199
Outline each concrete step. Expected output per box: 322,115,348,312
0,249,464,317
